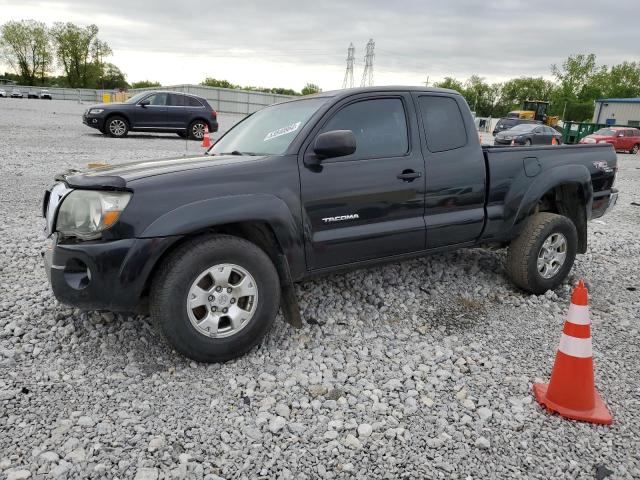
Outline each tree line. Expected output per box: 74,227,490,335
0,20,127,89
433,54,640,121
200,77,321,96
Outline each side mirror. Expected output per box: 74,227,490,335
139,100,150,107
313,130,356,159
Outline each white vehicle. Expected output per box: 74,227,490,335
10,88,23,98
39,89,52,100
0,89,6,98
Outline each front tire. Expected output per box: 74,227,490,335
524,139,532,146
630,143,639,154
506,213,577,294
150,235,280,362
106,115,129,138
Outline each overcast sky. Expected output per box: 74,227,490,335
1,0,638,91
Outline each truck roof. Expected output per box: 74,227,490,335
310,85,462,99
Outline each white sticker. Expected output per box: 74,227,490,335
264,122,301,141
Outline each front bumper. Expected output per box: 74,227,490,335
82,114,105,130
43,234,180,312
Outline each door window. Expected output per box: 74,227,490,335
320,98,409,160
144,93,167,106
167,93,185,106
417,96,467,152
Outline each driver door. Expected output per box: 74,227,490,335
299,93,426,270
133,92,168,128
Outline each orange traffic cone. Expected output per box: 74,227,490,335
201,124,211,148
551,136,558,145
533,280,612,425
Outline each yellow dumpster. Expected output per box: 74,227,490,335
102,93,110,103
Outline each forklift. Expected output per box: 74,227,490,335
507,101,559,127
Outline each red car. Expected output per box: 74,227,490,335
579,127,640,154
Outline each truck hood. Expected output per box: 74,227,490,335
58,154,267,189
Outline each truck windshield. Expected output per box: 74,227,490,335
210,97,328,156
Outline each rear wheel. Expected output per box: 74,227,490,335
506,213,577,294
630,143,639,154
106,115,129,138
524,139,532,146
188,120,208,140
150,235,281,362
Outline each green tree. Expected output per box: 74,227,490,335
131,80,161,89
0,20,53,85
500,77,555,106
433,77,465,94
200,77,238,89
51,22,101,87
301,83,321,95
100,63,128,89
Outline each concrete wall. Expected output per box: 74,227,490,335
5,84,295,116
128,84,294,116
593,101,640,126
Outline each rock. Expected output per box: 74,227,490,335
148,435,166,451
343,434,362,449
275,404,290,418
7,470,31,480
65,447,86,463
49,461,71,478
477,407,493,421
134,467,159,480
269,416,287,434
357,423,373,438
475,436,491,449
77,416,95,427
39,451,60,463
308,385,328,397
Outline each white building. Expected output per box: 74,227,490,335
592,98,640,126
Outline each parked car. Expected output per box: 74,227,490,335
43,86,618,362
27,90,39,99
492,117,538,136
39,89,52,100
82,91,218,139
10,89,23,98
0,89,6,98
494,123,563,146
579,127,640,154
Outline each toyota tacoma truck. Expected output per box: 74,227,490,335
42,87,618,362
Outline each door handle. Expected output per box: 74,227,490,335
397,170,422,181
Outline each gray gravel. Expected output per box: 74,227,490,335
1,99,639,479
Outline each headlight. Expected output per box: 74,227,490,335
504,136,512,140
56,190,131,239
89,108,104,114
598,140,608,144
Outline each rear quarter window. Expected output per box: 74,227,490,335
187,96,203,107
418,96,467,152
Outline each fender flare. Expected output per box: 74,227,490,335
509,164,593,235
139,193,305,278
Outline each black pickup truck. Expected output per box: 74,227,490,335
43,87,618,362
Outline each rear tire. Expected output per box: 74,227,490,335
150,234,281,362
524,139,532,146
506,213,577,294
630,143,639,154
106,115,129,138
188,120,208,140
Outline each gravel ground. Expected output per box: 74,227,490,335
1,99,639,480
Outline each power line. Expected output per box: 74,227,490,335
360,39,375,87
342,43,355,89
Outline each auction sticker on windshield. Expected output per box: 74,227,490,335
264,122,301,141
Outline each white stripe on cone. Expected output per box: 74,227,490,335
558,334,593,358
566,304,590,325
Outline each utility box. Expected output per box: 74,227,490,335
102,93,111,103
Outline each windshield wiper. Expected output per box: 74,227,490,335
217,151,264,156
